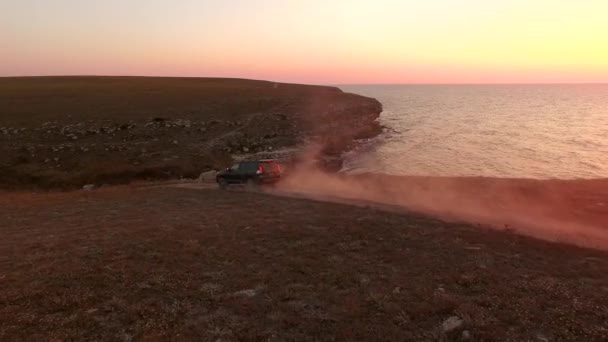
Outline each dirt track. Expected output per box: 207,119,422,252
271,171,608,250
1,185,607,341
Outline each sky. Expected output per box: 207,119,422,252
1,0,608,84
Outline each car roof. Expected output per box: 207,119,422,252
239,159,276,163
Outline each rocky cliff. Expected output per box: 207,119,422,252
0,77,382,189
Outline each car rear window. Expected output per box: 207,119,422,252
239,161,258,172
260,162,280,172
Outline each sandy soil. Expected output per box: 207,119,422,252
1,185,607,341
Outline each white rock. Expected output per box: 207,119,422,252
82,184,95,191
441,316,464,333
233,288,258,298
198,170,217,182
535,333,550,342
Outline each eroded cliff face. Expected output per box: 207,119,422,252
295,91,383,170
0,77,382,189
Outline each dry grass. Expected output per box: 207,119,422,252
0,76,381,190
1,186,607,340
0,76,341,126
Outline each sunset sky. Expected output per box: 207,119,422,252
2,0,608,84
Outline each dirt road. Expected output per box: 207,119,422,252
174,171,608,251
272,172,608,250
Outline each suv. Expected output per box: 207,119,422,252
216,160,282,188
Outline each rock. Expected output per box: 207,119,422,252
535,333,550,342
137,281,152,289
198,170,217,182
441,316,464,333
461,330,471,340
82,184,95,191
242,146,249,152
233,288,258,298
173,140,179,145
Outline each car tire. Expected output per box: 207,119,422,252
245,178,258,190
218,178,228,189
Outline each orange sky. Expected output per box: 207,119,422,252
2,0,608,84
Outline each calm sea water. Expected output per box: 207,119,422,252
339,85,608,179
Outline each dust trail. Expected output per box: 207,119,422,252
276,145,608,250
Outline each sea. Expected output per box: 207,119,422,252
339,84,608,179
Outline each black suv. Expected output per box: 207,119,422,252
216,160,282,188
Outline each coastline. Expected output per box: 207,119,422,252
3,76,607,249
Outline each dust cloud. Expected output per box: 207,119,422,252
275,144,608,250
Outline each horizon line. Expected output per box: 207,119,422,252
1,74,607,86
336,82,608,86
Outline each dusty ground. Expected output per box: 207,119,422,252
1,185,607,341
276,171,608,250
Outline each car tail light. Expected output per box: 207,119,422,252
256,166,263,174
